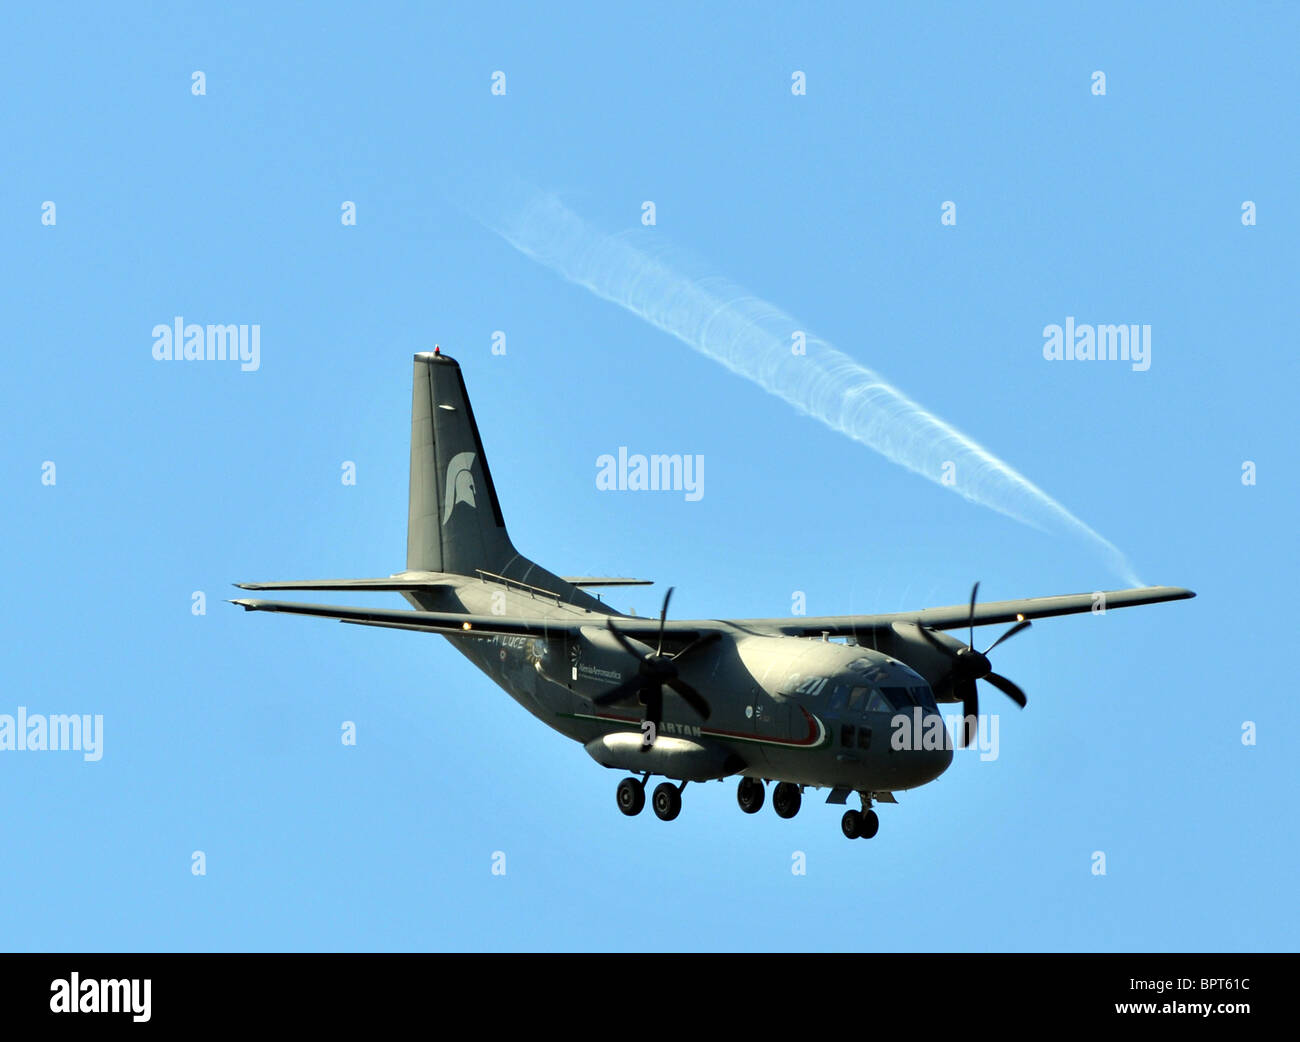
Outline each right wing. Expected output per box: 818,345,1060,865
229,598,709,642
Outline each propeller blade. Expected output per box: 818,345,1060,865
656,586,675,655
983,671,1028,709
643,687,664,727
958,677,979,748
602,588,713,726
667,678,711,720
915,623,957,658
606,620,647,661
672,630,721,661
967,581,980,650
984,619,1031,655
593,677,646,707
914,624,962,699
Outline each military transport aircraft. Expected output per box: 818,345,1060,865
233,350,1194,839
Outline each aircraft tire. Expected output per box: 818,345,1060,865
772,782,801,819
652,782,682,821
841,810,863,839
861,809,880,839
617,777,645,816
737,777,765,814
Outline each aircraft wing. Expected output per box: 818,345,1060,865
231,584,1193,643
732,585,1195,639
229,597,705,642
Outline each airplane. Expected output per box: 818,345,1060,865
232,349,1195,840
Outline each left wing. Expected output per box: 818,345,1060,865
729,585,1195,639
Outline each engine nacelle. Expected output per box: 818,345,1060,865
536,625,646,698
886,621,966,699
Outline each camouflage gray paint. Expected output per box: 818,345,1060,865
234,351,1194,837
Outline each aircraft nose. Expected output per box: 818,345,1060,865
906,712,954,784
924,736,954,778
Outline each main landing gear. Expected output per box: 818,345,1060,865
620,775,882,839
772,782,802,819
616,776,645,816
736,778,803,820
616,775,686,821
737,777,765,814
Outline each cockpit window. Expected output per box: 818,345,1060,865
882,686,917,708
865,689,894,714
824,679,935,715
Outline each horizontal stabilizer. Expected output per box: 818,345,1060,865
234,573,453,593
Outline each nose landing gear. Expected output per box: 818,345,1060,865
841,795,880,839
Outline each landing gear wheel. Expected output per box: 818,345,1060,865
616,777,645,816
652,782,682,821
737,777,765,814
772,782,802,819
861,809,880,839
841,810,863,839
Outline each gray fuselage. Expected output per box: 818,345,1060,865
406,575,954,794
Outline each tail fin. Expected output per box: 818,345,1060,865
407,350,518,576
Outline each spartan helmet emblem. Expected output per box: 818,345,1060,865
442,451,478,524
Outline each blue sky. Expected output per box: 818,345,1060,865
1,2,1295,951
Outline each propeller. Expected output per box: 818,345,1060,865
593,587,719,725
915,581,1030,747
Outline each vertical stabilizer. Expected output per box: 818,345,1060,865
407,350,516,576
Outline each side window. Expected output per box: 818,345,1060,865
848,686,868,712
841,724,856,747
829,686,849,711
857,726,872,749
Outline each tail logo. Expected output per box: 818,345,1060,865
442,452,478,524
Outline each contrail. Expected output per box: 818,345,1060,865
482,190,1142,586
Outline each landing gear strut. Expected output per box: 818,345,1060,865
737,777,765,814
772,782,802,819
